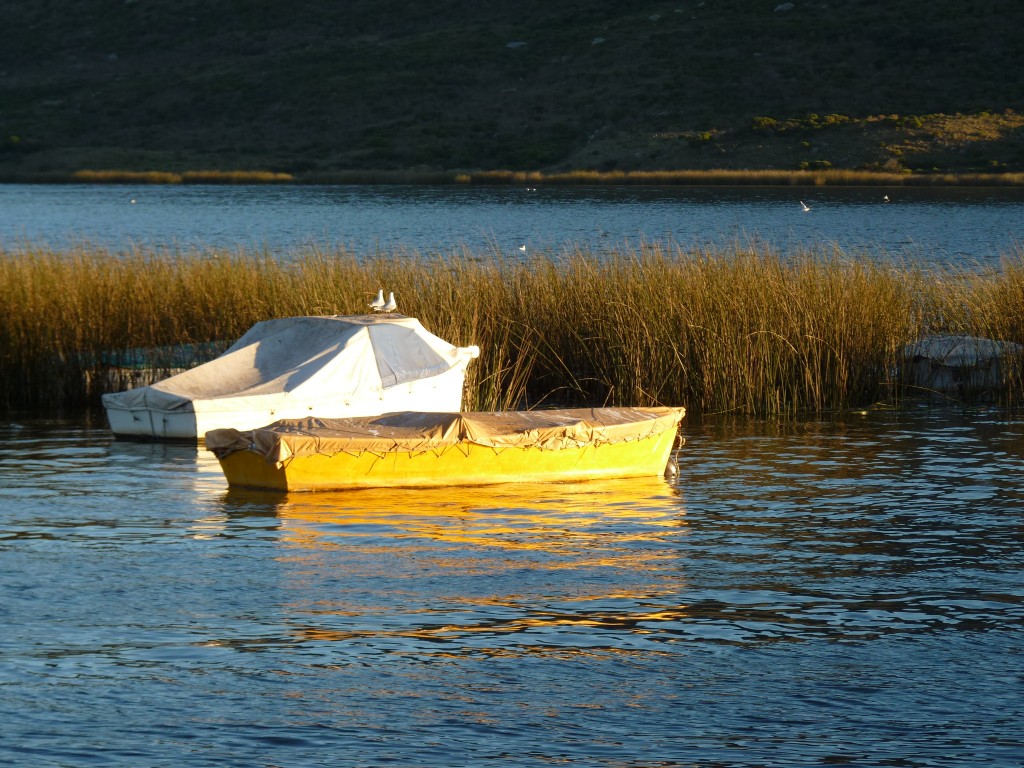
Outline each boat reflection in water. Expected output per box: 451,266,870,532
222,477,690,653
276,477,684,554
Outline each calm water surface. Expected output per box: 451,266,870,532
2,183,1023,265
2,410,1022,766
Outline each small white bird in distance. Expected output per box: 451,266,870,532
519,244,526,252
383,291,397,313
884,194,890,203
800,200,811,212
369,288,386,311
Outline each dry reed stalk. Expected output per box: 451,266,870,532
2,242,1023,415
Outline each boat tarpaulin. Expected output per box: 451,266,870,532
903,334,1022,369
901,334,1023,399
206,407,686,466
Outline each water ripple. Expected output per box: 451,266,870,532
2,412,1023,766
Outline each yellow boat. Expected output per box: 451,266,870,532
205,406,685,492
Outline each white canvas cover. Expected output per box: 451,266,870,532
903,334,1021,368
902,334,1022,398
102,315,480,439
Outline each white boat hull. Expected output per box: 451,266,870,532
105,364,471,441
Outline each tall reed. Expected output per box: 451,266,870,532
2,242,1022,416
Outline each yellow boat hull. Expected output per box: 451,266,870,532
217,424,679,492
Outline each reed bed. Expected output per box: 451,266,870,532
2,242,1023,417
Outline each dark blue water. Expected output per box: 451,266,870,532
2,183,1023,265
2,410,1022,766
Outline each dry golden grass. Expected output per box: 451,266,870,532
56,167,1024,187
2,242,1023,416
459,168,1024,187
180,170,294,184
70,169,294,184
71,170,184,184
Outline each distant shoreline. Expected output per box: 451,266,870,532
2,168,1024,187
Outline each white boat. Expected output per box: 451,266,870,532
102,314,480,441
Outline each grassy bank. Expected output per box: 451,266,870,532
458,169,1024,187
11,168,1024,187
2,242,1023,418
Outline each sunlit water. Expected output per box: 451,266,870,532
2,183,1023,265
2,410,1022,766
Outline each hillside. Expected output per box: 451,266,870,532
2,0,1023,178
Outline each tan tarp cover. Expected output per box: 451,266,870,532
207,407,685,466
102,314,479,414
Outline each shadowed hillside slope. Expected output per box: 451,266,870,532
1,0,1023,177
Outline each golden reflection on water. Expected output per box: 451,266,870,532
269,476,686,563
227,477,691,654
290,602,695,649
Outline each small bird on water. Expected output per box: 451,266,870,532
800,200,811,212
369,289,386,311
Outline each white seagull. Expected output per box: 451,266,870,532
369,288,386,311
883,195,890,203
383,291,397,313
800,200,811,212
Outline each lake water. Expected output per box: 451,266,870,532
3,409,1023,766
1,183,1023,266
3,185,1024,764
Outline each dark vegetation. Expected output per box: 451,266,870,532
1,0,1023,178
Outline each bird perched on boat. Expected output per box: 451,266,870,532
383,292,397,313
800,200,811,212
369,289,386,311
